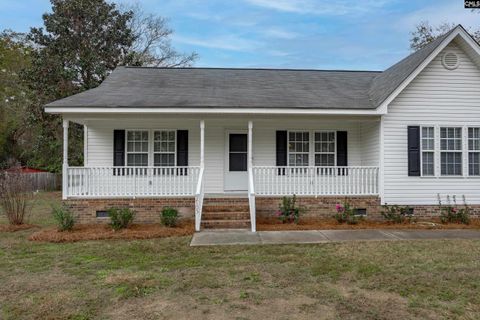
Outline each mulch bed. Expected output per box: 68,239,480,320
257,217,480,231
29,222,195,243
0,224,38,232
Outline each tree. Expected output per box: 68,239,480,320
0,31,32,168
410,21,480,51
123,4,197,67
22,0,136,171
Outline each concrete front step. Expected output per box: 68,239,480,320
201,219,251,229
202,211,250,220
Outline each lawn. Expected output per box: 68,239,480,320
1,193,480,319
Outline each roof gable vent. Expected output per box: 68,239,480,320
442,51,459,70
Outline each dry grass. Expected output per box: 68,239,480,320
29,221,194,243
257,217,480,231
2,192,480,319
0,224,38,232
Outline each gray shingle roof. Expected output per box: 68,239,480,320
45,26,461,111
46,68,380,109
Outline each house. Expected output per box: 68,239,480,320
45,25,480,231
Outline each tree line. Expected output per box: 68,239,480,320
0,0,196,171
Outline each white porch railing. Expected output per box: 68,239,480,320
195,167,205,231
66,166,200,198
252,166,379,196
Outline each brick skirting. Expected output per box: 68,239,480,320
256,196,382,219
64,198,195,224
65,196,480,224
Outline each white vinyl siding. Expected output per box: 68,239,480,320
383,41,480,205
80,115,379,194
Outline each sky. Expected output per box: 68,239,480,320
0,0,479,70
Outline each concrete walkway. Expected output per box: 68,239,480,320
190,229,480,246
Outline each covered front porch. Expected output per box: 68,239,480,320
61,114,381,231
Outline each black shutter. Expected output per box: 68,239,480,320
336,131,348,176
276,131,287,175
113,130,125,176
408,126,421,176
336,131,348,166
113,130,125,166
177,130,188,175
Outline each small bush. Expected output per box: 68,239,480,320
276,195,304,224
52,206,75,231
438,194,470,225
0,169,34,225
108,207,135,230
161,207,179,227
381,204,414,223
334,201,362,225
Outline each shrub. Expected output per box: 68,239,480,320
334,201,362,225
161,207,179,227
52,205,75,231
438,194,470,225
276,195,304,224
108,207,135,230
0,169,34,225
381,204,414,223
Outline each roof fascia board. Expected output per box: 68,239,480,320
378,27,467,111
45,107,386,115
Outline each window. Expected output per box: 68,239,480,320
153,130,176,166
440,127,462,176
468,128,480,176
126,130,148,166
288,132,309,166
314,132,335,166
421,127,435,176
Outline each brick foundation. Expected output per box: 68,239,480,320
256,196,480,220
256,196,382,219
64,198,195,224
65,195,480,224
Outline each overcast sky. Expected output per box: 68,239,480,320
1,0,478,70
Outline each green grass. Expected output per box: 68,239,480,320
0,193,480,319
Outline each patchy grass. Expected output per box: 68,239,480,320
258,217,480,231
1,193,480,319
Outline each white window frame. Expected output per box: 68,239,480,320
314,131,337,167
125,129,149,167
153,130,177,167
287,131,310,167
468,127,480,176
420,126,435,176
124,129,180,167
440,127,463,177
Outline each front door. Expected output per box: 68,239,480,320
224,132,248,191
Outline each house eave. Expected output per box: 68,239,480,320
44,106,386,116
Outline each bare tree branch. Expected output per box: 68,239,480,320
121,3,198,67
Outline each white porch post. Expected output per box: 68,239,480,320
248,121,253,169
200,120,205,168
62,119,69,200
83,124,88,166
248,120,256,232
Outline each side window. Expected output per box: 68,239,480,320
421,127,435,176
468,128,480,176
440,127,462,176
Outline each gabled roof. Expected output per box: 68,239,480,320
368,28,456,108
45,25,480,113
